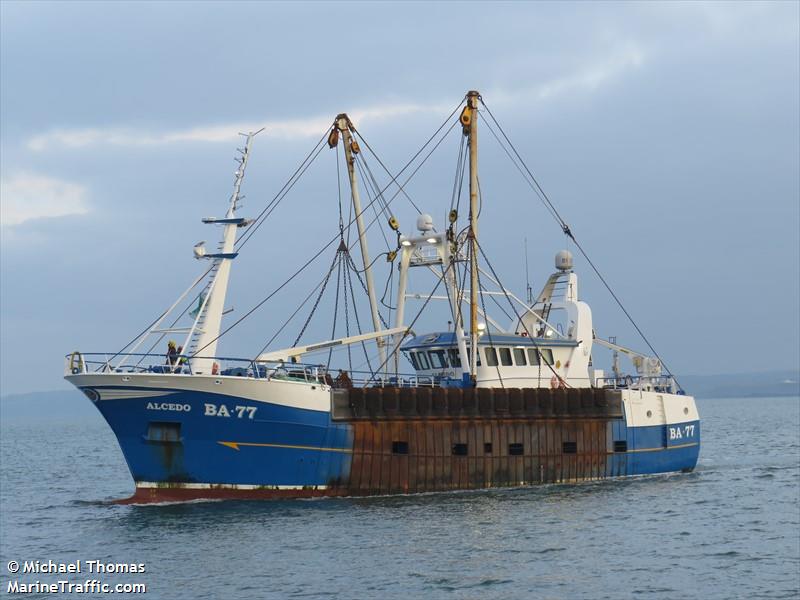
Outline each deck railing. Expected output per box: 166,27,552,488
596,374,679,394
63,352,430,389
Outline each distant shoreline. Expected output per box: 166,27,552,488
2,378,798,420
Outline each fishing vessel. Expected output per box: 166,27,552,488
64,91,700,503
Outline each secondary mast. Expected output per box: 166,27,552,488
464,90,480,382
333,115,387,368
186,130,260,373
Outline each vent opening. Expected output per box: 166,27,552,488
452,443,468,456
484,442,493,454
562,441,577,454
509,443,524,456
613,440,628,453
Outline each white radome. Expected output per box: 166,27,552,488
555,249,573,271
416,213,434,232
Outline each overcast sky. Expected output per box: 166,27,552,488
1,1,798,395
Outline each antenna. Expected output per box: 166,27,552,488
525,237,532,304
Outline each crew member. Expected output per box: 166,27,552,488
166,341,178,367
334,369,352,388
273,360,288,379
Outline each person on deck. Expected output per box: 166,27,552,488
334,369,352,388
166,341,178,367
273,360,288,379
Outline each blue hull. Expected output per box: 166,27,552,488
80,384,700,502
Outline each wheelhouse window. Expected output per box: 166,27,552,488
499,347,513,366
416,351,430,369
448,349,461,368
428,350,447,369
408,353,419,370
527,348,540,366
526,348,554,366
513,348,527,366
485,347,499,367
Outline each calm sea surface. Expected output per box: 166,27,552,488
1,396,798,599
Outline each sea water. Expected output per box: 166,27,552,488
1,396,798,599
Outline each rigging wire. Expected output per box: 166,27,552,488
344,253,375,376
255,275,330,358
449,133,467,213
357,150,396,223
352,134,423,215
291,251,339,347
348,254,390,330
348,96,466,217
380,266,396,311
342,254,353,373
336,142,344,232
136,267,222,365
236,131,329,251
475,254,505,389
354,157,393,251
192,98,463,359
363,259,454,386
109,264,215,362
348,119,460,249
479,103,567,232
474,238,570,387
192,103,461,357
479,98,681,389
327,255,344,370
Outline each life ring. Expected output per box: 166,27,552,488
550,375,560,389
520,331,528,337
69,351,84,375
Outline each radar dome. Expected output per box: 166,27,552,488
416,213,434,232
555,250,573,271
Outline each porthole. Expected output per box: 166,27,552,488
684,407,689,415
215,379,222,385
646,410,652,418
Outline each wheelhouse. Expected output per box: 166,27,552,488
401,332,581,388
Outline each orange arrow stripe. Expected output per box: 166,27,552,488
218,441,352,453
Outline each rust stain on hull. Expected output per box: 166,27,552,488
342,418,613,495
334,387,624,495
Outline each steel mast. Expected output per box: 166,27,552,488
186,129,261,373
334,114,387,368
464,91,480,383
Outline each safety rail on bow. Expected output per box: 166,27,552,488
63,352,433,389
596,375,679,394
